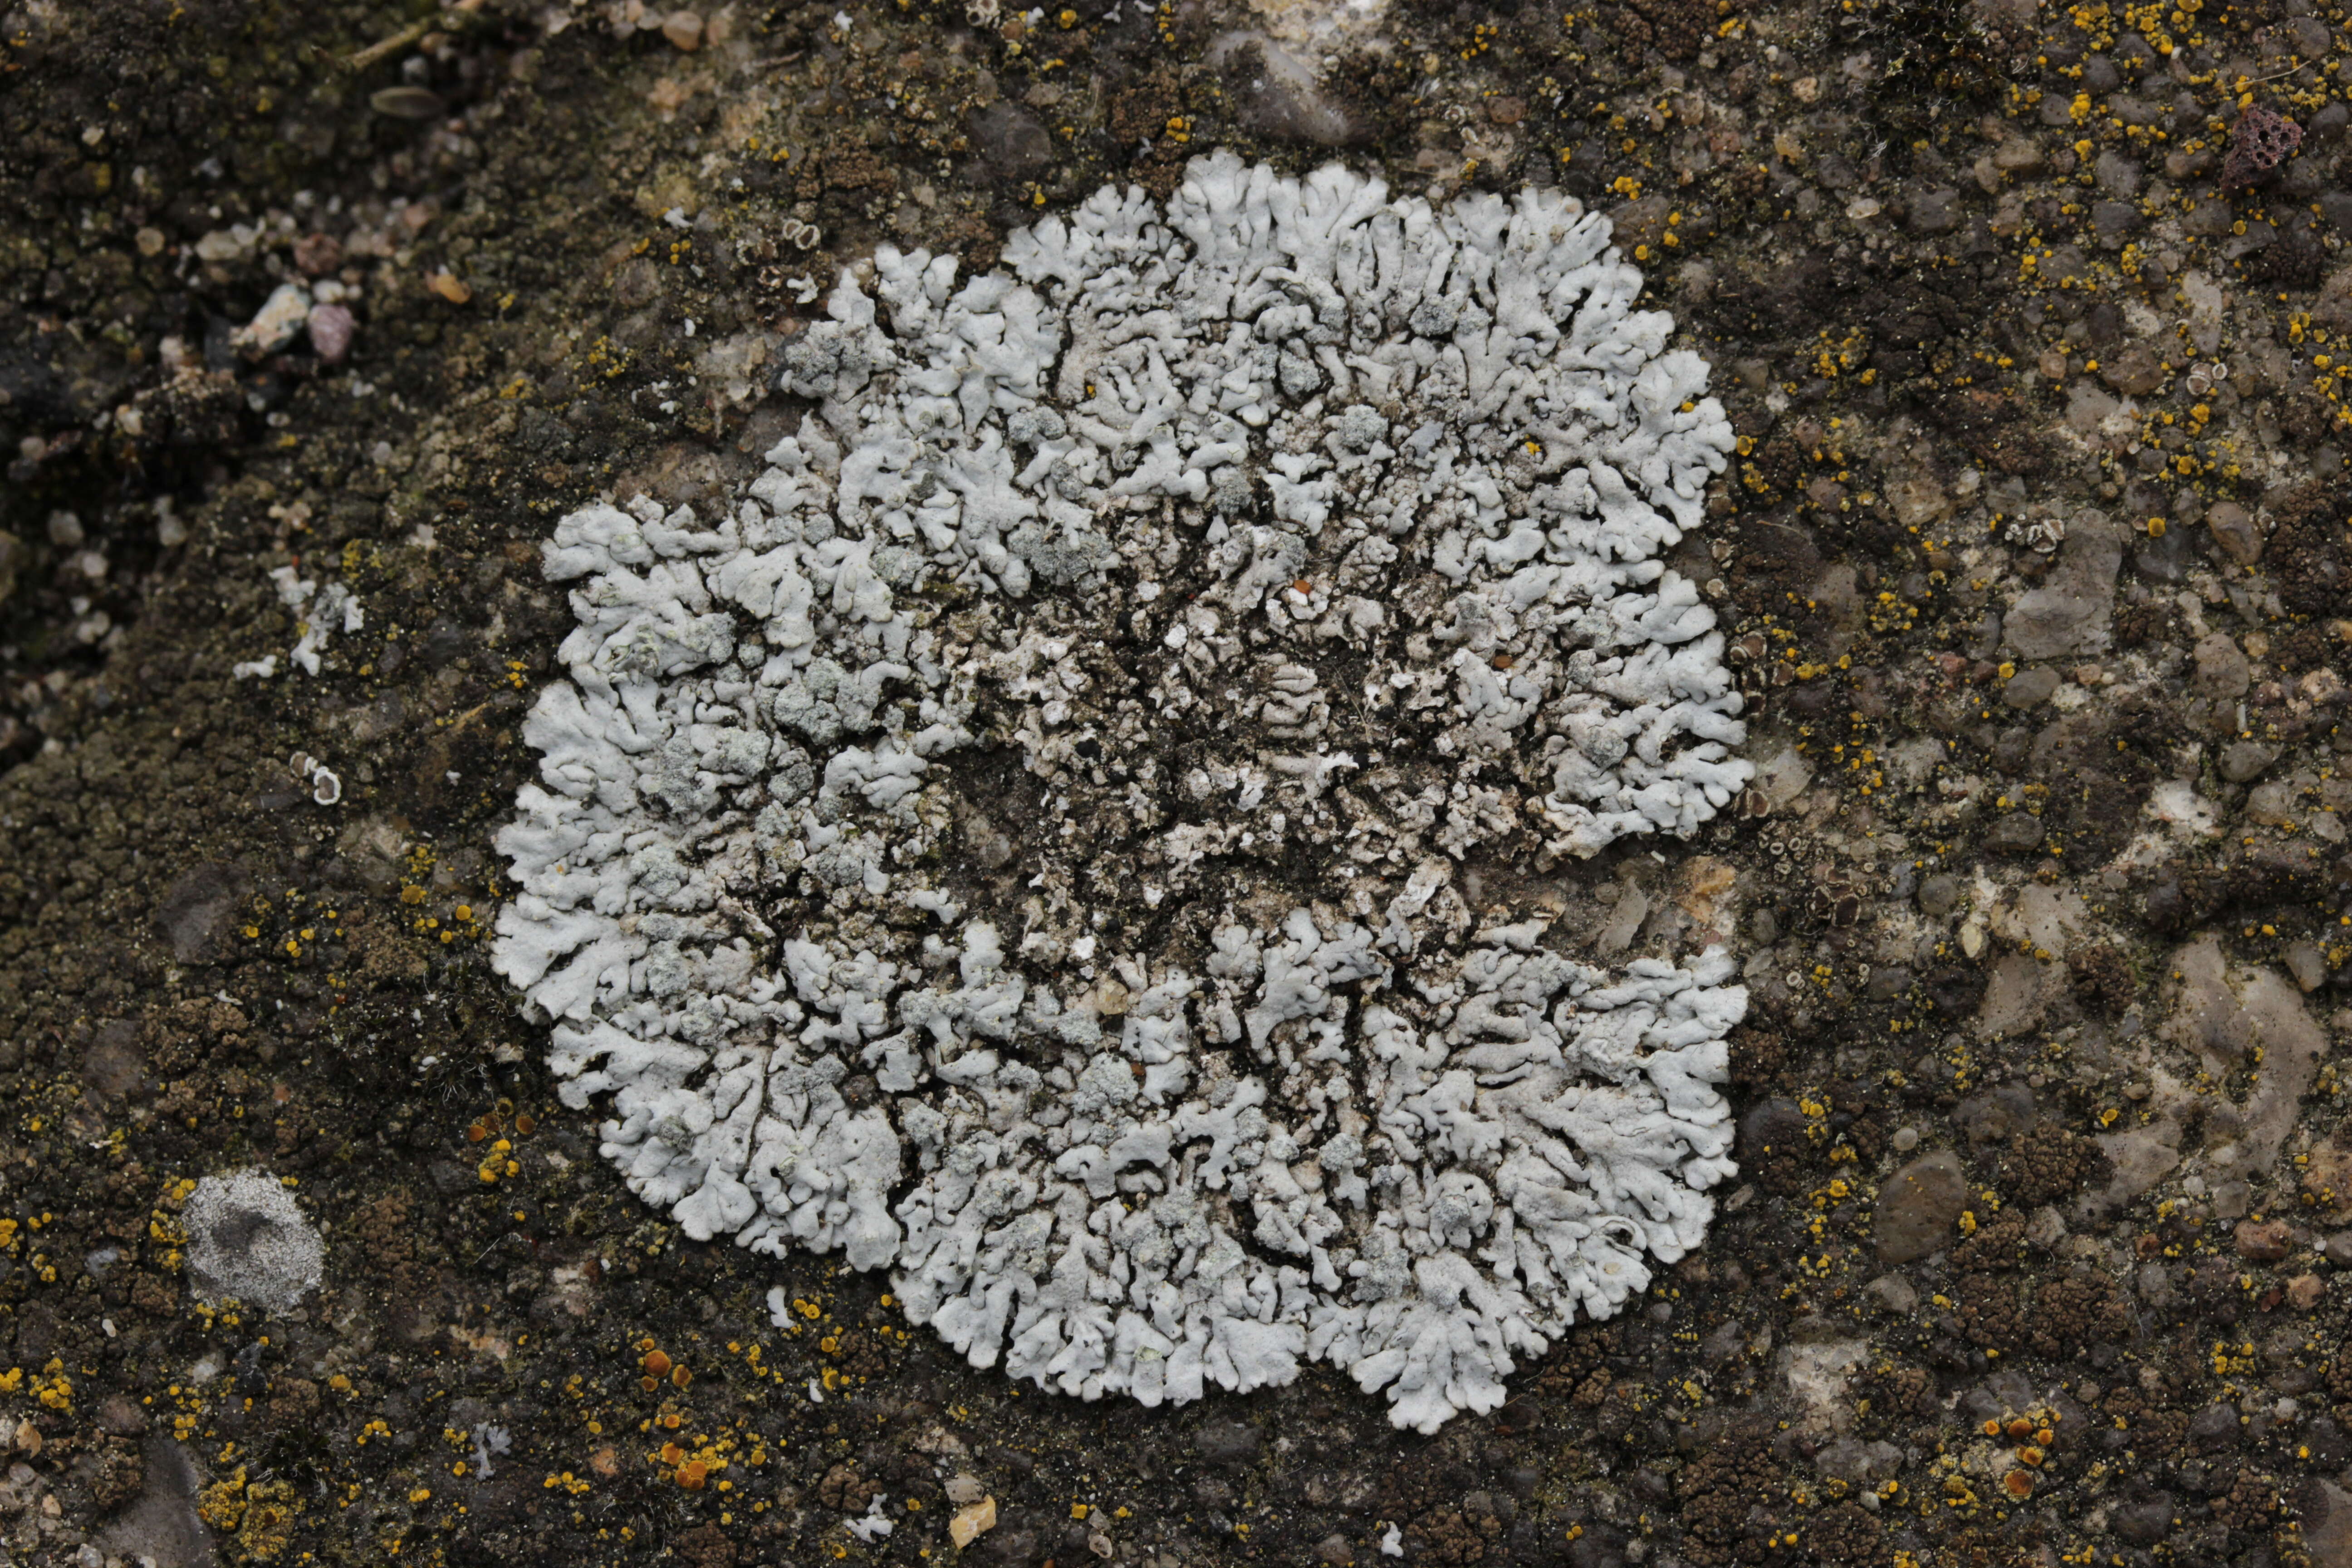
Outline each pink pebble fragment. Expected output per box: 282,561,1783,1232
307,303,357,366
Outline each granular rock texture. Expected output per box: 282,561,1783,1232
495,153,1748,1430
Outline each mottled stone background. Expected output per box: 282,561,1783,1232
1,1,2351,1567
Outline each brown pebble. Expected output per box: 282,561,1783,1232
1488,96,1525,125
294,232,344,277
426,271,472,305
2234,1218,2292,1262
2289,1274,2328,1310
2203,500,2265,565
663,9,704,49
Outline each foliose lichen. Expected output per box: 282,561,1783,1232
494,153,1749,1429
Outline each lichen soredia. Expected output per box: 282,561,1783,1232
493,152,1751,1431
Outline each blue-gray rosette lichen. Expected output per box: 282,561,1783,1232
495,153,1749,1430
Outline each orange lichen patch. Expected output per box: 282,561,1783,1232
659,1442,686,1467
2005,1416,2035,1441
514,1112,537,1135
1982,1419,2003,1437
678,1460,708,1491
635,1336,657,1353
642,1349,673,1377
2015,1446,2045,1468
2003,1470,2036,1500
669,1365,691,1390
465,1122,489,1142
1292,578,1313,594
639,1376,659,1394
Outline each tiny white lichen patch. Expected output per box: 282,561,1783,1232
233,565,364,679
495,154,1747,1430
182,1168,326,1315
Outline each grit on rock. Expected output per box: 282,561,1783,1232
2,1,2352,1567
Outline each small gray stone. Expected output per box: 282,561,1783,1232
2006,511,2125,658
1213,35,1366,147
1699,1317,1747,1366
1910,186,1961,233
2094,150,2143,196
2323,1231,2352,1268
1985,812,2046,853
2002,665,2062,707
2193,632,2251,700
152,861,251,963
2213,1180,2253,1221
2205,500,2265,564
1917,875,1961,916
1975,952,2060,1038
1875,1151,1969,1265
2091,199,2143,241
1813,1436,1905,1484
1192,1420,1262,1466
2136,1260,2176,1305
2099,343,2166,395
2222,220,2276,260
2184,198,2237,237
2189,1402,2242,1447
1955,1083,2037,1145
1863,1274,1918,1314
968,103,1054,179
2113,1496,2176,1545
2221,740,2282,783
2288,942,2328,992
1866,965,1913,1002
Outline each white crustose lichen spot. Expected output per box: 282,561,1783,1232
494,153,1751,1431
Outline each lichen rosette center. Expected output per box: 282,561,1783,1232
495,153,1751,1431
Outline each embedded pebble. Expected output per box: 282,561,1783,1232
1874,1152,1967,1264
